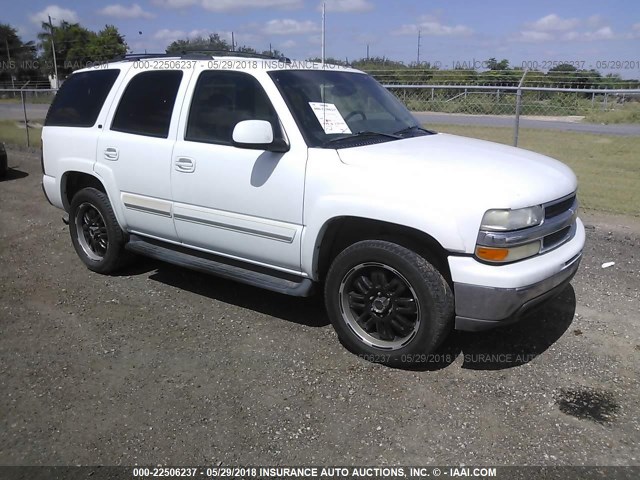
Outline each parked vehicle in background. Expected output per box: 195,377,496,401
41,53,585,365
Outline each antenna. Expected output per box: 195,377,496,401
321,2,326,68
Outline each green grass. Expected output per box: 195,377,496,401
584,103,640,124
432,124,640,217
0,120,42,148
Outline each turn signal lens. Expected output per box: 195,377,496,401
475,241,541,263
475,247,509,262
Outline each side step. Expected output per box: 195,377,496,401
125,235,314,297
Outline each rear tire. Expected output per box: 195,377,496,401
69,187,130,274
325,240,454,366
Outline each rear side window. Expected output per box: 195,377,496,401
45,69,120,127
111,70,183,138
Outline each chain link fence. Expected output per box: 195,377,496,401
0,77,639,215
387,85,638,117
385,84,640,144
0,88,55,148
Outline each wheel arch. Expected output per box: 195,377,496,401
61,171,111,212
313,216,452,286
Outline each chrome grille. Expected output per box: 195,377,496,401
545,194,576,219
539,193,578,253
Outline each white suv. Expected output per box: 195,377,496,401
42,54,584,365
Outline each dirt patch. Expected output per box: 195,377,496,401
1,147,639,466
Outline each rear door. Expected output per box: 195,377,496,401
95,68,192,240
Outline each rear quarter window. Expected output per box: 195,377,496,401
45,69,120,127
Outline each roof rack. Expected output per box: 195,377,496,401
179,49,291,63
110,53,178,62
109,50,291,64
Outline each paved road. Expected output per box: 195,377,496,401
0,103,49,122
414,112,640,136
1,148,639,467
0,103,638,136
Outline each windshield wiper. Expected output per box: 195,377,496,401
393,125,435,137
324,130,401,146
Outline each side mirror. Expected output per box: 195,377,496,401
232,120,289,153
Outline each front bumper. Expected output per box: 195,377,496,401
450,218,585,331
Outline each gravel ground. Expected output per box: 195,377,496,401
0,147,638,467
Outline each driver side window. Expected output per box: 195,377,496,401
185,71,278,146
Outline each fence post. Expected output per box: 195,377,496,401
513,69,528,147
20,83,31,148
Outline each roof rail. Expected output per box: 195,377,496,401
110,53,178,62
178,49,291,63
109,50,292,64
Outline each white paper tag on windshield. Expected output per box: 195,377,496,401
309,102,352,134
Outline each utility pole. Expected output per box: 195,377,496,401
48,15,59,89
366,43,369,61
5,38,16,91
231,32,235,51
417,30,421,66
321,2,326,67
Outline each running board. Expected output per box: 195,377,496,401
125,235,314,297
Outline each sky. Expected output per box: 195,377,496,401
5,0,640,76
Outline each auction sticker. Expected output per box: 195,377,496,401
308,102,352,134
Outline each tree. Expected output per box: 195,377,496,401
38,21,92,76
166,34,231,53
0,23,40,86
486,57,509,70
87,25,127,62
548,63,577,73
37,21,127,78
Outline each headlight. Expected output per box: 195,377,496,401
480,206,544,232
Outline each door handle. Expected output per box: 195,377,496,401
175,157,195,173
104,147,119,161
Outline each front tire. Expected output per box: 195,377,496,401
325,240,454,365
69,187,130,274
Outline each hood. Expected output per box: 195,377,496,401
336,133,577,209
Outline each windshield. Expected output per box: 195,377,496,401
269,70,431,148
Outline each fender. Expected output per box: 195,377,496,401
301,195,465,279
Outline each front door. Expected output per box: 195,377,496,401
170,70,305,272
